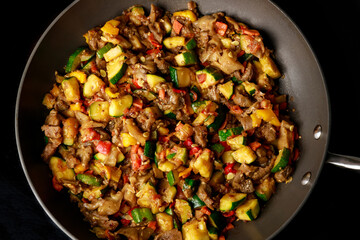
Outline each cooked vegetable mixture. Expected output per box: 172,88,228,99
41,1,299,239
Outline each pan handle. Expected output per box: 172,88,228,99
326,152,360,170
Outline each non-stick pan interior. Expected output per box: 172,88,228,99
16,0,330,239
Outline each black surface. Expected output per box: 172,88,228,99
4,0,360,239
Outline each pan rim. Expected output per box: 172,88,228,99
15,1,80,239
15,1,331,239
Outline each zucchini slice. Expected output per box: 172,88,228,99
188,194,205,209
76,173,102,186
49,156,75,182
174,51,197,66
65,46,87,73
255,177,275,201
106,58,128,85
103,45,124,62
219,193,247,212
207,105,227,132
133,90,157,101
146,74,166,90
209,210,226,231
173,10,197,22
109,95,133,117
96,42,114,59
185,38,197,50
89,101,110,122
218,81,234,100
169,66,192,88
196,67,223,88
235,199,260,221
271,147,291,173
218,126,243,141
242,81,258,96
163,36,185,49
144,140,156,159
83,74,105,98
231,146,257,164
226,135,247,150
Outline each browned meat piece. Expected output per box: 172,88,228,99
274,165,293,183
149,22,164,44
136,107,161,132
239,156,275,181
205,85,221,102
41,141,60,162
84,28,105,51
155,83,184,112
154,57,170,74
80,204,119,231
154,229,183,240
197,182,214,209
232,91,252,108
278,120,294,151
76,145,93,167
116,226,154,240
59,145,79,168
149,4,163,23
255,146,268,167
193,126,208,148
41,125,62,139
238,116,253,131
231,171,255,193
255,122,277,142
44,109,61,126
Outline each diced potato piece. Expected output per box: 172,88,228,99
62,117,79,146
62,77,80,102
121,133,137,147
136,182,162,214
156,213,174,232
182,219,209,240
174,199,193,224
192,149,213,179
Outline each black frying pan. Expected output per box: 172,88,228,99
15,0,360,239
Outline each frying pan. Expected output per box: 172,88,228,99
15,0,360,239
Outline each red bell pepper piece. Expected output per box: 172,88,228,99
215,21,228,36
52,176,63,192
172,20,183,35
172,88,187,94
148,33,162,48
96,140,112,155
197,73,207,84
224,163,236,175
82,128,100,142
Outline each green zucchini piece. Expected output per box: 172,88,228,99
163,36,185,49
210,143,225,154
154,142,163,167
83,74,105,98
255,177,275,201
166,152,176,159
231,76,243,85
89,101,110,122
96,42,114,59
218,81,234,100
189,85,201,102
174,199,193,224
133,90,157,101
49,156,75,182
132,208,154,223
231,146,257,164
164,110,177,119
191,100,208,113
196,67,223,88
185,38,197,50
167,170,176,186
146,74,166,89
103,45,124,62
76,173,102,186
239,53,253,63
226,135,247,150
144,141,156,160
65,46,87,73
242,81,257,96
219,193,247,212
182,178,199,192
169,66,192,88
271,148,291,173
208,225,218,240
218,126,244,141
109,95,133,117
174,147,188,164
131,6,145,15
209,210,226,231
235,199,260,221
107,60,128,85
174,51,197,66
188,194,205,209
207,105,227,132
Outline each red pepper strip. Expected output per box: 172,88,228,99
146,48,161,55
189,146,201,156
249,141,262,151
131,145,142,171
148,33,162,48
96,140,112,155
183,138,194,149
215,21,228,36
132,78,142,89
120,219,131,226
222,210,235,218
172,88,187,94
172,20,183,35
200,206,211,216
240,25,260,36
52,176,63,192
82,128,101,142
132,98,143,109
197,73,207,84
158,89,166,100
224,163,236,175
220,141,231,151
148,220,157,231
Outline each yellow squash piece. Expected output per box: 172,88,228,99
173,10,197,22
101,19,120,35
259,54,281,79
255,109,281,127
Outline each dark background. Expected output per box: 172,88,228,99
3,0,360,239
